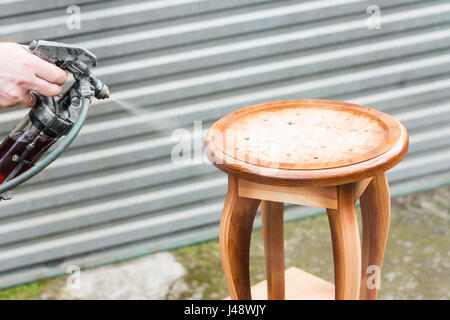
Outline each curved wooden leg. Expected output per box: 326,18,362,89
220,176,260,300
261,200,285,300
359,173,390,300
326,183,361,300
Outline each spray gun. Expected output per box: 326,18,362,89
0,40,109,200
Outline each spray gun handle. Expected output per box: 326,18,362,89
26,40,109,104
28,40,97,69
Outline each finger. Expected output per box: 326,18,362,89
0,97,16,108
27,54,68,85
9,87,36,108
19,92,37,108
28,76,62,97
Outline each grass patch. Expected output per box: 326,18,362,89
0,279,51,300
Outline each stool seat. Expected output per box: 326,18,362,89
205,99,408,186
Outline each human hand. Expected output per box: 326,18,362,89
0,42,68,108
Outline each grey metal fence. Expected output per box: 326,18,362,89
0,0,449,287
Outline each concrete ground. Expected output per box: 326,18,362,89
1,185,448,300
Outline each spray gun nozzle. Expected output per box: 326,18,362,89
28,40,38,51
91,77,109,100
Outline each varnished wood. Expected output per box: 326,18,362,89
261,201,285,300
205,99,409,186
220,176,260,300
215,101,395,169
225,267,335,300
212,99,408,300
238,179,337,209
326,183,361,300
354,177,373,201
359,173,390,300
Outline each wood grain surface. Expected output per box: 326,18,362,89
205,99,408,186
359,173,391,300
261,200,285,300
225,267,335,300
220,176,260,300
326,183,361,300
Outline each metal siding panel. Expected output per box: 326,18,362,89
0,0,449,286
0,0,106,18
0,0,275,41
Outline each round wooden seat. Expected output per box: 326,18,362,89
205,99,408,186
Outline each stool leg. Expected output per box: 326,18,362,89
359,173,390,300
326,183,361,300
261,201,285,300
220,176,260,300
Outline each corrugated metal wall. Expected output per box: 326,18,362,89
0,0,449,287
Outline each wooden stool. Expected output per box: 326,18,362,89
205,99,408,300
